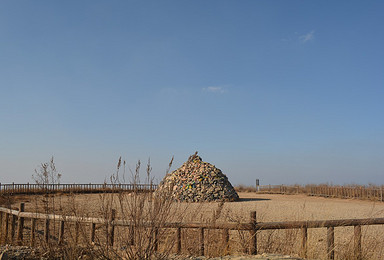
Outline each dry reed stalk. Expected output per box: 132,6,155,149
89,157,188,260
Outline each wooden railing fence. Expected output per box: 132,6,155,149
257,184,384,202
3,183,383,202
0,183,157,195
0,203,382,260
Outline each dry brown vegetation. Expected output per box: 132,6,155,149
2,158,384,259
235,184,384,203
3,191,384,259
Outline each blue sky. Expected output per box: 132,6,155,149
1,1,383,186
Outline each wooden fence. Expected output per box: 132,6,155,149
4,183,383,202
1,203,382,260
257,184,384,202
0,183,157,195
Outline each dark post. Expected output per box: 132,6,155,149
0,212,3,243
354,225,362,260
222,228,230,255
59,220,65,245
154,227,159,251
90,223,96,243
176,227,181,254
256,179,259,192
327,227,335,260
17,202,25,244
301,227,307,258
199,227,204,256
30,218,36,247
4,213,9,244
11,214,16,243
108,209,116,246
129,225,135,245
250,211,257,255
44,218,50,243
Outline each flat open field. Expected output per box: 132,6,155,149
5,192,384,259
11,192,384,219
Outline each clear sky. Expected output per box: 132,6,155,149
1,1,383,186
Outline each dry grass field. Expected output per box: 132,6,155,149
12,191,384,219
3,191,384,259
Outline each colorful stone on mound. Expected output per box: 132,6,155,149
156,152,239,202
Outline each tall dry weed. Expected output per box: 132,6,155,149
90,157,186,260
26,156,185,259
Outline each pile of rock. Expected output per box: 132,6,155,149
156,153,239,202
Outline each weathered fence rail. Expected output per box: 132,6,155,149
3,183,383,202
0,183,157,195
256,184,384,202
0,204,381,260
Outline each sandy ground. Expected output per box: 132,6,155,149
13,192,384,220
6,192,384,259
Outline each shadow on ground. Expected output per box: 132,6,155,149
238,198,271,202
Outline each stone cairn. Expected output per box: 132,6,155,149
156,152,239,202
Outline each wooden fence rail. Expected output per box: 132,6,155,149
257,184,384,202
4,183,383,202
0,183,157,195
0,204,381,259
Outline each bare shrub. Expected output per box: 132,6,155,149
30,157,66,258
91,157,184,260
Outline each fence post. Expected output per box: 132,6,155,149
222,228,230,255
250,211,257,255
108,209,116,246
0,212,2,243
327,227,335,260
30,218,36,247
176,227,181,254
59,220,65,245
199,227,204,256
0,211,4,245
381,187,383,202
90,223,96,243
11,214,16,243
354,225,362,260
301,227,307,258
4,213,9,244
154,227,159,251
44,218,50,243
0,211,4,242
129,225,135,245
17,202,25,244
